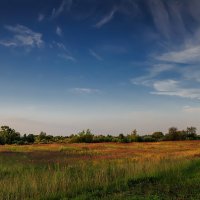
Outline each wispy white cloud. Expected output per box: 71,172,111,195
131,55,200,100
131,21,200,100
51,41,75,62
182,66,200,82
51,0,72,19
147,0,171,39
56,26,62,36
59,53,76,62
0,41,18,47
0,24,44,48
52,0,66,18
131,64,175,86
89,49,102,61
95,7,117,28
156,45,200,64
145,0,190,40
151,79,200,99
70,88,100,94
183,106,200,113
38,13,45,22
149,64,175,76
131,59,200,100
153,79,178,92
53,41,67,51
93,0,141,29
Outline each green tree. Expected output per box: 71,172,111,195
26,134,35,143
0,126,20,144
152,132,164,141
168,127,178,135
165,127,186,141
186,127,197,140
127,129,142,142
75,129,94,143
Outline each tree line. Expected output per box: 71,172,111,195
0,126,199,145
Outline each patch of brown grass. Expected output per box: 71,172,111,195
0,141,200,164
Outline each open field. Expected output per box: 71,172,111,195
0,141,200,199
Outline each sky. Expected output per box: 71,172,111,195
0,0,200,135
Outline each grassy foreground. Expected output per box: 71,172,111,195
0,141,200,199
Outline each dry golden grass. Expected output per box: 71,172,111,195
0,141,200,199
0,141,200,163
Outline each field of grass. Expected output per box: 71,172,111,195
0,141,200,199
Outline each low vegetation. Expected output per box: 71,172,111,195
0,126,199,145
1,126,200,199
0,141,200,199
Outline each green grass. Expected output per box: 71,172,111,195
0,154,199,199
0,143,200,199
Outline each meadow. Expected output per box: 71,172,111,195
0,141,200,200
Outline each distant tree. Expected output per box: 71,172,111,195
26,134,35,143
152,132,164,141
131,129,137,136
93,134,114,143
186,127,197,140
141,135,156,142
83,129,94,143
69,134,75,138
168,127,178,135
165,127,186,141
0,124,199,145
118,133,125,140
117,133,130,143
0,126,20,144
72,129,94,143
36,132,49,143
127,129,142,142
38,132,46,141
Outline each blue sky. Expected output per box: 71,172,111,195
0,0,200,135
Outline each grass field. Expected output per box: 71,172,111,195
0,141,200,200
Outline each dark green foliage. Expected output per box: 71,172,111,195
164,127,198,141
22,134,35,144
70,129,94,143
0,126,20,144
0,126,35,145
164,127,186,141
141,135,156,142
35,132,54,143
37,131,47,142
126,129,142,142
152,132,164,141
26,134,35,143
93,135,114,143
186,126,197,140
0,125,199,144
